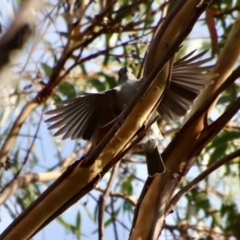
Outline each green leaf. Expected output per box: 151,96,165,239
88,78,106,92
104,217,113,227
123,200,133,213
121,175,134,195
41,62,52,77
52,93,62,102
75,212,81,230
104,75,117,89
58,81,76,98
208,130,240,163
218,84,237,104
57,216,75,231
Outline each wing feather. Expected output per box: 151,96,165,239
158,50,217,122
45,90,120,140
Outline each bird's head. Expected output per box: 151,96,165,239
117,66,136,85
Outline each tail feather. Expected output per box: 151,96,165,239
145,147,165,177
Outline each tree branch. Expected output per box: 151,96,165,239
166,148,240,214
98,162,120,240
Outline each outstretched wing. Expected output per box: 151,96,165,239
157,50,216,122
45,90,120,140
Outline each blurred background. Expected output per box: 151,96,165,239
0,0,240,239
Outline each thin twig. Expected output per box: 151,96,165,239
94,186,137,206
0,0,152,168
89,192,130,231
8,114,42,183
166,149,240,214
98,162,120,240
0,148,84,205
110,196,119,240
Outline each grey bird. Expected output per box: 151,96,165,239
45,50,215,176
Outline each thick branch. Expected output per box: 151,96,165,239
0,1,199,239
131,4,240,240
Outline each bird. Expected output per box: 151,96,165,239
45,50,215,176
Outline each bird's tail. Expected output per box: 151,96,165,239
145,147,165,177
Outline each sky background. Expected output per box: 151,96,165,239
0,1,239,239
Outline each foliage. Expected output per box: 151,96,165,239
0,0,240,239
